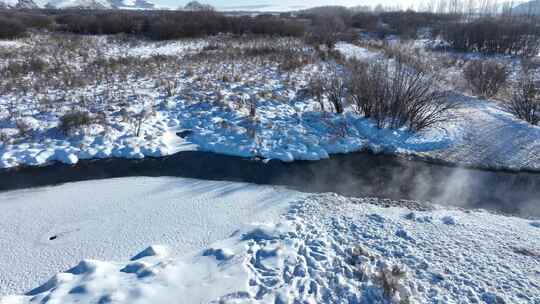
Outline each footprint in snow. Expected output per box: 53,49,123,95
395,228,415,243
203,248,235,261
368,213,385,223
404,212,433,223
441,216,457,225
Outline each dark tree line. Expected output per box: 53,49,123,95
55,11,305,39
0,10,305,40
0,11,54,39
3,5,540,56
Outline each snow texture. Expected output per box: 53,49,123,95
1,178,539,303
0,177,300,295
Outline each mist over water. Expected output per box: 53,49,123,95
2,151,539,218
271,153,540,217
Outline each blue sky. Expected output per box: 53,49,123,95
161,0,418,10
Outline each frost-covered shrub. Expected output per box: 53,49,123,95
463,60,508,98
15,119,32,138
324,72,347,114
374,262,412,303
0,131,9,144
348,59,454,131
59,111,92,134
26,57,49,74
505,75,540,125
308,76,325,111
6,57,49,78
279,53,310,71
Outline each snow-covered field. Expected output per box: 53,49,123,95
1,177,539,303
0,177,300,296
1,35,540,171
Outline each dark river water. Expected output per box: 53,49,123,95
1,151,539,217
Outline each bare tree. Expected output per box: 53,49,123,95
308,76,325,112
324,71,347,114
308,15,347,49
132,94,154,137
505,74,540,125
348,59,456,131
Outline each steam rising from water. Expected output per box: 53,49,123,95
272,153,540,218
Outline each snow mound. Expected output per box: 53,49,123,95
130,245,169,261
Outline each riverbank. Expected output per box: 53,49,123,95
1,177,539,303
1,38,540,173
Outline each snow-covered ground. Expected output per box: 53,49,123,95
0,177,300,295
100,38,208,59
1,37,540,171
1,178,539,303
0,40,25,49
425,95,540,170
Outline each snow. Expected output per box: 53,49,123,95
0,177,301,295
101,38,208,59
425,96,540,171
1,179,539,303
0,0,17,7
0,40,24,49
335,42,381,61
45,0,112,8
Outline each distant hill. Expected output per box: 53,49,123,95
0,0,155,9
513,0,540,15
0,0,39,9
182,1,215,11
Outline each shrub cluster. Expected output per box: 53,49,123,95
306,15,348,49
350,12,378,32
379,11,455,39
54,11,147,35
463,59,508,98
306,58,455,131
59,111,92,134
298,6,353,27
442,17,540,56
346,59,454,131
349,11,459,39
506,74,540,125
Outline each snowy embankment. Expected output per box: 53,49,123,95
0,40,450,168
1,39,540,171
1,178,539,303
